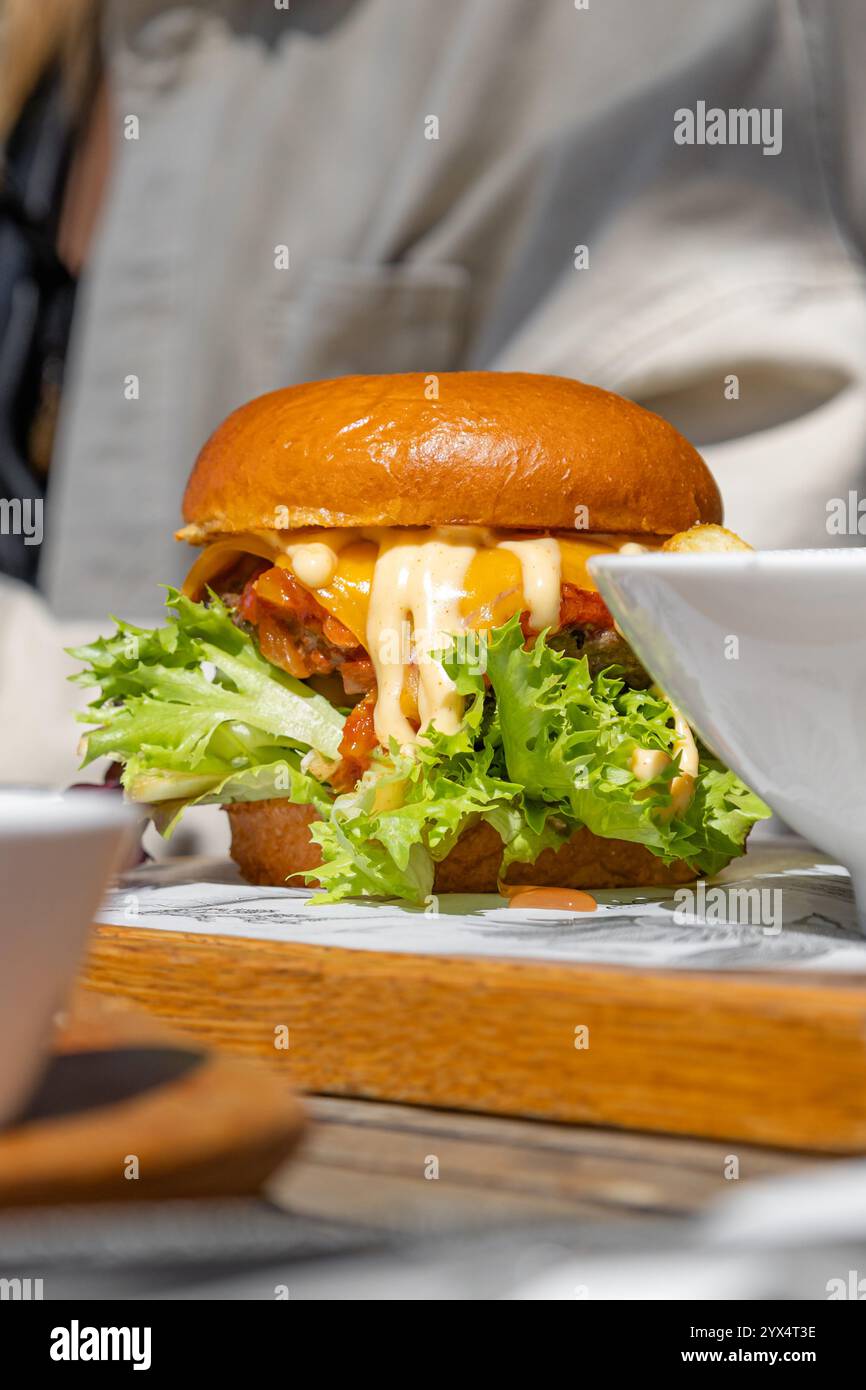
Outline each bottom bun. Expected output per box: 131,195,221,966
226,799,699,893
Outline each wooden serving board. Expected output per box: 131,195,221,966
0,991,305,1206
81,845,866,1154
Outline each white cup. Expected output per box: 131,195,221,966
0,790,140,1126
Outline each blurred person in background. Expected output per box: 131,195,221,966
0,0,103,587
1,0,864,787
0,0,107,785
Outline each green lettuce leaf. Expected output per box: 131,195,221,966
69,597,770,904
307,705,574,904
69,589,345,806
308,617,769,902
464,616,769,878
147,758,333,836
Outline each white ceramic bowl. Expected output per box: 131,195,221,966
0,790,140,1126
589,549,866,928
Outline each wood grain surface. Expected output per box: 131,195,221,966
275,1094,827,1233
0,991,305,1206
83,923,866,1153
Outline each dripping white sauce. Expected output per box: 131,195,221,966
270,527,360,589
497,537,562,631
630,747,671,782
630,701,699,816
672,708,699,779
258,525,666,755
286,540,339,588
367,533,479,746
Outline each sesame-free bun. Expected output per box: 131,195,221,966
225,800,699,893
180,372,721,541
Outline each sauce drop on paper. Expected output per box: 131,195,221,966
503,886,597,912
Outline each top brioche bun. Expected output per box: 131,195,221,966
179,372,721,541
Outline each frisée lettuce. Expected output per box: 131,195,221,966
69,595,770,904
69,588,343,806
306,617,769,901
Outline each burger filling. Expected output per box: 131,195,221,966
70,524,769,903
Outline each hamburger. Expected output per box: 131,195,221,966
71,371,768,902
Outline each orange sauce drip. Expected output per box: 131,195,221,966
501,885,597,912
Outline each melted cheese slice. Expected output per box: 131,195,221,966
181,532,283,597
182,527,662,744
282,539,375,643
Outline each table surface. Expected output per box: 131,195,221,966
268,1093,834,1235
0,1089,850,1300
48,989,832,1230
1,992,843,1299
